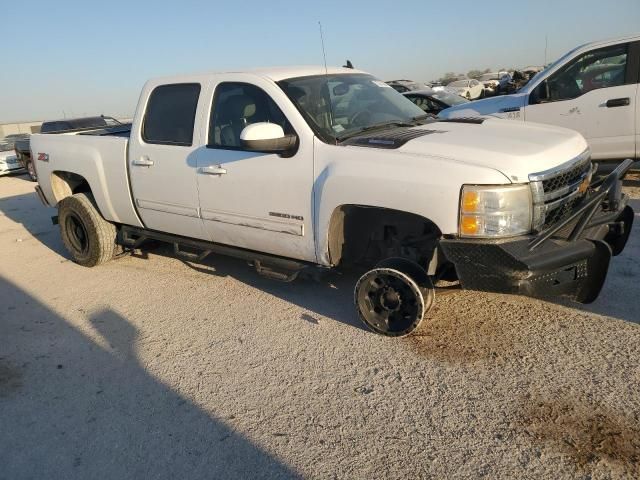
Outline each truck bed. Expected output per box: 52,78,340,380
31,132,142,228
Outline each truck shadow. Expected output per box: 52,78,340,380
0,177,67,256
173,249,368,332
0,275,299,479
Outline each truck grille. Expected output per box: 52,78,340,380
529,150,593,231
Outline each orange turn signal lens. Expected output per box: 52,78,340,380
460,215,480,235
462,190,480,213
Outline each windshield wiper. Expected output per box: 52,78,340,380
336,120,415,142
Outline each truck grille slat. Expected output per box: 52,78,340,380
529,150,592,230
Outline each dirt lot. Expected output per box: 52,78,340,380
1,173,639,479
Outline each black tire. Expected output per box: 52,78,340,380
354,258,435,337
58,193,117,267
26,160,37,182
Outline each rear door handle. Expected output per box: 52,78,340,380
199,165,227,175
133,156,154,167
605,97,630,108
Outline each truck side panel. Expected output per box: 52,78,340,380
31,134,143,228
312,139,513,266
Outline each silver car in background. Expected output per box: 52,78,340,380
0,141,24,176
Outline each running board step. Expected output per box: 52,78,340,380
118,225,311,276
253,260,300,282
173,243,211,262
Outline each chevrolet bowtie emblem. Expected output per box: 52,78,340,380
578,174,591,194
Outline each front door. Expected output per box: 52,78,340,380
195,80,315,261
128,82,208,240
525,42,638,160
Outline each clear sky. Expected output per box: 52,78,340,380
2,0,639,122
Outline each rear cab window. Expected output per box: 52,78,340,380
142,83,201,146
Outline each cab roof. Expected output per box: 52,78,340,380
148,66,368,85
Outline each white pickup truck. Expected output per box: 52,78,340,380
440,34,640,163
31,66,634,336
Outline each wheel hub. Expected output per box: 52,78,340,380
380,287,401,311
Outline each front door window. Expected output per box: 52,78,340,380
533,44,628,103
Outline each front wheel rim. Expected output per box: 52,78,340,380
355,268,424,336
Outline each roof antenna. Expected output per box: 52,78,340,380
318,21,329,76
318,21,336,143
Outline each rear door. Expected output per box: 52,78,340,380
525,41,639,160
128,82,208,239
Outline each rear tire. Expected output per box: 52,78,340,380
58,193,117,267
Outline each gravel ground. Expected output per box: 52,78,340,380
1,173,639,479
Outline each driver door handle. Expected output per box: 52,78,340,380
199,165,227,176
605,97,630,108
132,156,154,167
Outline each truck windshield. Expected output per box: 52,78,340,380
278,74,427,143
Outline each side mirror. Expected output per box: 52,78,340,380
240,123,297,155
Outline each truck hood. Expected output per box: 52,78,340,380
438,92,527,119
396,119,588,182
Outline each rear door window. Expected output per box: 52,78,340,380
41,121,71,133
143,83,201,146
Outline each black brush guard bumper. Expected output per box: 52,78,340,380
440,159,635,304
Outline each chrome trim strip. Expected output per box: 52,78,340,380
136,198,200,218
200,209,304,236
528,149,591,182
542,187,583,212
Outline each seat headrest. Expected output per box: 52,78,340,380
220,95,256,122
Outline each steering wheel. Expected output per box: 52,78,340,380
349,110,372,127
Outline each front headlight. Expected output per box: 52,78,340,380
459,184,532,237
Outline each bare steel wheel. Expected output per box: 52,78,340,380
355,259,434,337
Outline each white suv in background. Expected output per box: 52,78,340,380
440,34,640,162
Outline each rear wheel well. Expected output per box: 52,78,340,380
328,205,446,274
51,171,92,203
